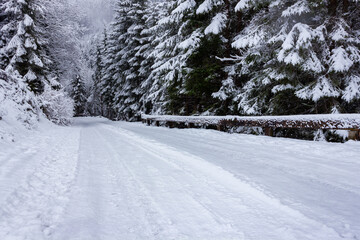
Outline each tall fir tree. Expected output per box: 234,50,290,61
145,0,200,115
88,42,105,116
72,74,87,116
100,26,118,119
0,0,52,94
114,0,147,120
138,0,166,114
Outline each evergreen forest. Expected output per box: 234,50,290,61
1,0,359,123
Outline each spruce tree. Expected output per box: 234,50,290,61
146,0,200,115
88,43,104,116
232,0,360,115
138,0,165,114
139,0,177,114
100,27,117,119
72,74,87,116
0,0,51,94
114,0,147,120
183,0,243,115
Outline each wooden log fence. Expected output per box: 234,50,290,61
142,114,360,141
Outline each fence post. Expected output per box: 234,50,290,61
264,127,274,137
217,124,225,132
348,129,360,141
167,121,175,128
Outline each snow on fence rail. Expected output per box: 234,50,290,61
141,114,360,140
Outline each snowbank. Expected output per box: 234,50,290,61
0,70,74,142
0,70,40,142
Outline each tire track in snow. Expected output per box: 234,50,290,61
53,126,181,240
101,124,351,240
98,125,244,239
94,127,183,239
0,135,48,177
0,128,81,240
120,125,360,196
115,123,360,238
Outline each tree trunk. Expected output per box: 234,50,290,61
328,0,338,16
223,0,232,56
342,0,349,13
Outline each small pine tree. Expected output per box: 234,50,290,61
72,74,87,116
88,43,104,116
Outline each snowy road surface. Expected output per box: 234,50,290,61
0,117,359,240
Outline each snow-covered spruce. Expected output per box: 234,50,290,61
0,70,73,141
0,0,76,132
232,0,360,115
90,0,360,119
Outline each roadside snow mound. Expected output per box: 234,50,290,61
0,70,74,142
38,85,74,126
0,70,40,141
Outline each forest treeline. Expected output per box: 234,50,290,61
90,0,360,121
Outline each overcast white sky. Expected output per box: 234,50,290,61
69,0,114,32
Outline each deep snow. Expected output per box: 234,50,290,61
0,117,359,239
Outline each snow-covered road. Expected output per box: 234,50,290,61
0,117,359,240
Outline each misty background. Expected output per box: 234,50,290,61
70,0,114,32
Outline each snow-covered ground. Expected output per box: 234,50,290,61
0,117,359,240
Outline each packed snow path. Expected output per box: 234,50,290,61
0,118,359,240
